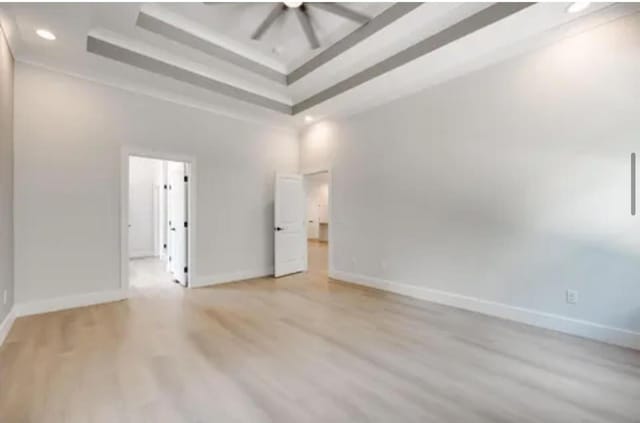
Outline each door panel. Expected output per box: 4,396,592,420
275,173,306,277
167,161,188,286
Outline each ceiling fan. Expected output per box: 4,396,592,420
250,2,371,49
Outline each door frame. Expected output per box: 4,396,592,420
121,146,196,290
303,169,333,274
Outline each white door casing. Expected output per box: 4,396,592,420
121,147,196,291
274,173,307,277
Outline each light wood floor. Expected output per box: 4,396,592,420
1,242,639,422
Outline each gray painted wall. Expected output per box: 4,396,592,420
300,12,640,332
14,62,298,303
0,25,14,322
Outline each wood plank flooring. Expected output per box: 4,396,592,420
1,242,639,422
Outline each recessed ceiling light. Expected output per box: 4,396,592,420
305,116,313,123
284,1,303,8
36,29,56,41
566,2,590,13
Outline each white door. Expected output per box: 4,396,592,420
167,161,188,286
274,173,306,277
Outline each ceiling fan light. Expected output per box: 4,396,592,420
284,1,303,8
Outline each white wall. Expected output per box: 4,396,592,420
14,63,298,303
128,156,163,258
305,172,329,240
0,25,14,322
300,13,640,339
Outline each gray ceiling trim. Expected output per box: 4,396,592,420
136,11,287,85
292,2,534,115
287,3,421,85
86,35,292,114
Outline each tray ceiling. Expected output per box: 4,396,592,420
0,2,635,128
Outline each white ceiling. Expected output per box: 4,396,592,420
0,2,636,130
160,2,390,71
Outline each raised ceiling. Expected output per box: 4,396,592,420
0,2,637,128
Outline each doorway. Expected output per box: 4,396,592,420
123,151,193,289
273,170,331,278
305,171,330,276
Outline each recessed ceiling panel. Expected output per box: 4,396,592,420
159,2,391,71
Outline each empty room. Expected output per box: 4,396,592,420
1,1,639,422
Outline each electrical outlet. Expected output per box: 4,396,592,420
566,289,578,305
2,290,6,305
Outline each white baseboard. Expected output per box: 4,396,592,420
192,268,274,288
15,289,129,317
0,307,16,347
330,270,640,351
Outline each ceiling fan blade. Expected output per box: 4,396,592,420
308,3,370,25
251,4,286,40
294,7,320,49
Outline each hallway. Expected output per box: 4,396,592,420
129,258,175,289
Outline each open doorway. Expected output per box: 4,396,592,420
273,171,330,278
126,155,191,288
304,171,329,276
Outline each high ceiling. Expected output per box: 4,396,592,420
161,2,391,70
0,2,637,129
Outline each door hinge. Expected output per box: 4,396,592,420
184,266,188,273
184,221,188,228
184,176,189,183
169,256,172,262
